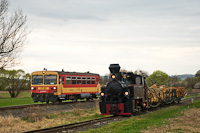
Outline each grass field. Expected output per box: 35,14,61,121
1,90,200,132
84,100,200,133
0,91,36,107
0,91,89,107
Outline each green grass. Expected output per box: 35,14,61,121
0,91,37,107
166,128,191,132
0,91,95,107
183,93,200,99
83,100,200,133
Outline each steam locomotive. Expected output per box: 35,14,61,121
99,64,148,115
99,64,185,116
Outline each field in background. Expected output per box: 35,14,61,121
0,91,88,107
0,91,36,107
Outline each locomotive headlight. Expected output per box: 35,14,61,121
125,92,129,96
53,87,56,90
111,75,116,79
101,93,105,96
31,87,34,90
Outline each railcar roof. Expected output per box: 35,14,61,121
56,71,99,76
32,70,99,76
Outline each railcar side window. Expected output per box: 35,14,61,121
66,76,71,84
32,75,43,85
92,77,95,84
82,77,86,84
72,76,76,84
87,77,91,84
77,76,81,84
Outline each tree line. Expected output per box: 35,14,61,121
100,69,200,90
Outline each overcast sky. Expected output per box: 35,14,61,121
9,0,200,75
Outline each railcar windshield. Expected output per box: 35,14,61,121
44,75,57,85
32,75,43,85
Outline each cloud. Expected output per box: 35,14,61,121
9,0,200,75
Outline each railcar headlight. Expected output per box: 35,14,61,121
125,92,129,96
53,87,56,90
31,87,34,90
101,93,105,96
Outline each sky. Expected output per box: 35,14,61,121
9,0,200,76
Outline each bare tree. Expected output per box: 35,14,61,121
0,0,28,69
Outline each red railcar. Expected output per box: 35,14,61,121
31,70,100,103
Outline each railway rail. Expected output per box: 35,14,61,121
0,100,97,111
23,116,119,133
23,96,200,133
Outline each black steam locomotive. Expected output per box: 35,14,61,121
99,64,148,115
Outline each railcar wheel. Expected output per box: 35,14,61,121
58,99,62,103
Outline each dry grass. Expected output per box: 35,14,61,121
0,101,101,133
22,106,47,122
143,108,200,133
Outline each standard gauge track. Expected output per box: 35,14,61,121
23,116,119,133
0,100,97,111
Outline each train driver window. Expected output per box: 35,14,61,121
66,76,71,84
92,77,95,84
135,77,141,85
87,77,91,84
82,77,86,84
72,76,76,84
77,76,81,84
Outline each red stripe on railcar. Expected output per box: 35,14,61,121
61,92,98,95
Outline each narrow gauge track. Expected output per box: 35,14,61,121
23,116,119,133
0,100,97,111
23,96,200,133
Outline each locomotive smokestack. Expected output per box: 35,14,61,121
109,64,121,74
